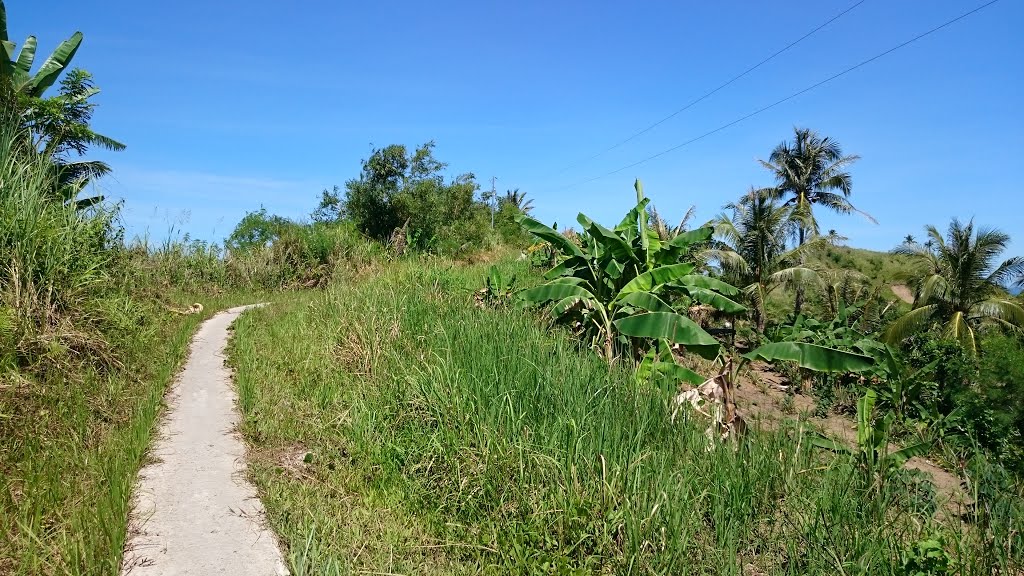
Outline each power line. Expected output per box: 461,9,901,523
554,0,1000,192
548,0,868,178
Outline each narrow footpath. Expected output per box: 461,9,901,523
122,305,288,576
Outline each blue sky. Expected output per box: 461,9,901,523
7,0,1023,254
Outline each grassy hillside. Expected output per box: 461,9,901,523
227,257,1020,575
814,245,914,295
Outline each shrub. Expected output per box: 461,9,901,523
335,142,492,254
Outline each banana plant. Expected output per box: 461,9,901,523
0,1,83,98
811,389,930,494
516,180,745,371
475,265,517,308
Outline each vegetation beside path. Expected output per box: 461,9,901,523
228,258,1021,575
0,292,273,574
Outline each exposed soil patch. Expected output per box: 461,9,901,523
734,362,966,512
891,284,914,304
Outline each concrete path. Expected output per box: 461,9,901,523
122,305,288,576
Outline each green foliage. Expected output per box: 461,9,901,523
494,196,532,246
226,207,295,253
901,536,951,576
0,3,121,210
813,390,931,496
475,265,518,308
888,219,1024,355
517,180,742,364
760,127,863,244
708,189,826,331
742,341,874,372
143,218,381,293
310,185,343,223
226,259,1017,574
0,111,121,372
339,142,490,254
0,1,83,98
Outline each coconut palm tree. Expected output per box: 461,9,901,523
648,203,696,241
886,219,1024,355
501,189,533,213
759,128,867,316
760,128,863,242
706,189,824,331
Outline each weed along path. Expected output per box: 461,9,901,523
122,305,288,576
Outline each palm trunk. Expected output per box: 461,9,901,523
793,226,806,320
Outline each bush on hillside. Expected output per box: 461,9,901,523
327,142,493,254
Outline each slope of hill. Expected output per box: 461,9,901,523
815,245,912,287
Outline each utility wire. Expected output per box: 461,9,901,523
549,0,868,177
554,0,1000,191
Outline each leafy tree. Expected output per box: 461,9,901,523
760,128,864,316
311,185,343,223
707,189,823,331
226,207,295,253
518,180,745,368
1,4,120,208
494,194,532,246
760,128,862,244
342,142,488,253
344,144,408,240
24,70,125,208
887,219,1024,355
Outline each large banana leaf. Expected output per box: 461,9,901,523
856,389,877,447
14,35,34,76
516,214,584,258
656,361,705,385
577,213,635,263
810,436,853,454
615,312,720,359
552,296,583,317
0,40,12,77
684,287,747,314
636,180,651,266
742,342,874,372
675,274,741,296
519,281,597,306
543,255,587,280
27,31,82,97
616,292,672,313
668,226,713,249
888,442,931,466
614,194,650,242
616,263,695,299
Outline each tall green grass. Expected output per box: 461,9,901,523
0,118,122,373
0,112,282,573
117,220,384,297
229,258,1022,574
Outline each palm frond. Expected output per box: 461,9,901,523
986,256,1024,286
884,304,938,345
944,311,977,356
971,299,1024,328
